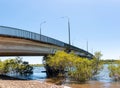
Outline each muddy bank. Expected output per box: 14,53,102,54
65,81,120,88
45,78,120,88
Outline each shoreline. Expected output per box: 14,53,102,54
0,80,65,88
0,75,26,80
0,75,69,88
1,75,120,88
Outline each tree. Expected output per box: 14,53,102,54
46,51,73,77
108,60,120,81
0,60,4,74
94,51,103,60
93,51,103,75
18,61,33,75
0,57,33,75
46,51,102,82
69,57,94,82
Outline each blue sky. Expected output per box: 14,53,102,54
0,0,120,63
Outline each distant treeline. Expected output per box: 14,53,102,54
30,64,44,67
30,60,119,66
100,59,119,64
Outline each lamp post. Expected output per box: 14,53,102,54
61,16,71,52
87,40,88,52
40,21,46,40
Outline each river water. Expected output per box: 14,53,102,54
8,66,47,81
8,64,120,88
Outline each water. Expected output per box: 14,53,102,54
8,66,47,81
26,66,47,81
7,64,117,82
7,64,120,88
92,64,113,83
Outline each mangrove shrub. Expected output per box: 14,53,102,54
108,60,120,80
46,51,102,82
0,57,33,75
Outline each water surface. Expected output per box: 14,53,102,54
8,65,120,88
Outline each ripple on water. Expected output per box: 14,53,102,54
93,64,113,83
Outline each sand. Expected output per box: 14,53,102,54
0,75,120,88
0,75,65,88
0,80,65,88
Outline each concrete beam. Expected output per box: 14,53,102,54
0,36,64,56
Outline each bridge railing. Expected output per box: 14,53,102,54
0,26,64,47
0,26,93,58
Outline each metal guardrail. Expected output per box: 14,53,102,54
0,26,65,47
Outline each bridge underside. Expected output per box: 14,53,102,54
0,36,64,56
0,51,50,56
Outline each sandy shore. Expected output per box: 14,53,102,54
0,80,65,88
0,75,66,88
0,75,120,88
0,80,120,88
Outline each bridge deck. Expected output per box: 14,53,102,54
0,26,93,58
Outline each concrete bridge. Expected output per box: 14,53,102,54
0,26,94,77
0,26,93,58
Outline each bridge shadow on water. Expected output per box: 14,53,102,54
0,66,47,81
0,75,26,80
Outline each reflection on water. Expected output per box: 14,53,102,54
8,66,47,81
27,66,47,81
93,64,113,83
8,64,114,82
31,66,47,81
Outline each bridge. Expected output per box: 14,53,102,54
0,26,93,58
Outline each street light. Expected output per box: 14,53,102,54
87,40,88,52
40,21,46,40
61,16,71,52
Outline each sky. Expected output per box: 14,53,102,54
0,0,120,63
0,56,43,64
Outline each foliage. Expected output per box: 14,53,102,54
94,51,103,60
46,51,103,82
69,57,93,82
30,64,44,67
92,51,103,75
100,60,117,64
0,57,33,75
0,60,4,74
108,60,120,81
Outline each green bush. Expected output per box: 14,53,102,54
46,51,102,82
0,57,33,75
108,60,120,80
69,57,93,82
